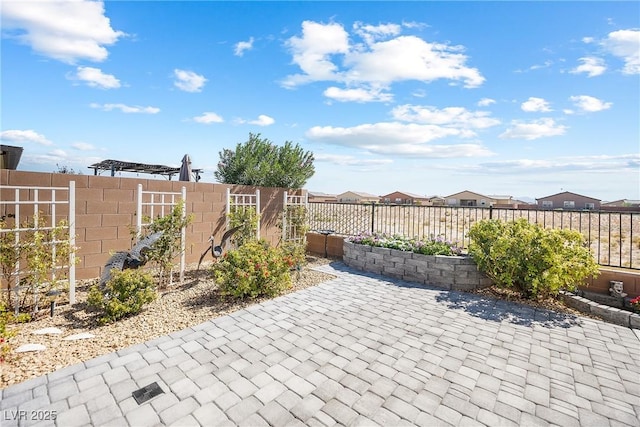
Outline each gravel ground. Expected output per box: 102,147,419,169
1,256,337,389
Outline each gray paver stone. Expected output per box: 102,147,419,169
255,381,287,405
47,379,78,402
193,402,228,425
170,377,200,400
322,398,359,425
89,404,123,426
125,401,161,426
159,397,200,425
227,396,263,424
259,401,296,426
55,405,91,427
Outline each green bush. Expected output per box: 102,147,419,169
228,205,260,247
87,269,157,324
468,218,600,299
213,240,292,299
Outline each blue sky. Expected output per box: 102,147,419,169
1,1,639,202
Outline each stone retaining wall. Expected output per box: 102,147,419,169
343,241,492,291
562,292,640,329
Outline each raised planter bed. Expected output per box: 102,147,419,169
343,241,492,291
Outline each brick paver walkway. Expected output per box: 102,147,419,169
2,262,639,426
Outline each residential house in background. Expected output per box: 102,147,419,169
603,199,640,208
380,191,431,205
337,191,380,204
487,194,514,207
536,191,601,210
445,190,494,207
308,191,337,203
428,196,446,206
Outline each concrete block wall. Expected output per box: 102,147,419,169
342,241,492,291
1,170,302,281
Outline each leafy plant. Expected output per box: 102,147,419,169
0,219,21,311
0,301,30,363
228,204,259,247
215,133,315,188
281,204,309,243
87,269,156,324
0,215,75,314
468,218,600,299
213,240,292,299
347,232,461,256
141,200,193,288
630,296,640,313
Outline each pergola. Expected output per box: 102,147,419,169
88,159,202,182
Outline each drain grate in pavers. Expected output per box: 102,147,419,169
132,382,164,404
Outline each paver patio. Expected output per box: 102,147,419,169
2,262,639,426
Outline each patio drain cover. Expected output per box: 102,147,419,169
132,382,164,404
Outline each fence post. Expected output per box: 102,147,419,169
283,191,288,242
69,181,76,304
370,203,376,234
489,206,493,220
256,189,261,240
136,184,143,238
180,186,186,284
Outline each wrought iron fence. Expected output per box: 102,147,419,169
308,202,640,270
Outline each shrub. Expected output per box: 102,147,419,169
228,205,260,247
468,219,600,299
87,269,156,324
141,200,193,288
347,232,461,256
0,301,29,363
214,240,292,299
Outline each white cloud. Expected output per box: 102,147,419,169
192,112,224,124
306,122,493,158
71,142,95,151
323,86,393,103
499,118,567,140
90,103,160,114
569,95,612,112
344,35,485,88
601,29,640,75
282,21,350,87
1,0,124,64
353,22,402,45
477,98,495,107
282,21,484,91
0,129,53,146
582,37,595,44
521,97,552,112
391,105,500,129
473,153,640,174
73,66,121,89
234,37,254,56
570,57,607,77
315,153,393,166
173,69,207,92
249,115,275,126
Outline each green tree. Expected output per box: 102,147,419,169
215,133,314,188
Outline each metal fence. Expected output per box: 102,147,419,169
308,202,640,270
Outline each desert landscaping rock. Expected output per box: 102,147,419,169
63,333,95,341
14,344,47,353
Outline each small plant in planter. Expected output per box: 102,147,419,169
630,296,640,313
347,232,461,256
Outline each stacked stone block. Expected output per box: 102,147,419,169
343,241,492,291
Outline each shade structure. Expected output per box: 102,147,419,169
179,154,192,181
